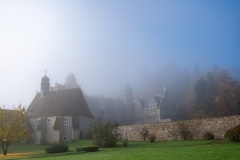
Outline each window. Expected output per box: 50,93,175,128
47,118,51,125
64,117,69,125
35,119,40,129
35,119,40,125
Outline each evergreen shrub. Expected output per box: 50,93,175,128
140,127,149,141
122,138,128,147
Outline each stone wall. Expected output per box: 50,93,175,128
118,115,240,141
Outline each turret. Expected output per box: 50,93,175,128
41,74,50,97
123,84,134,124
124,84,133,104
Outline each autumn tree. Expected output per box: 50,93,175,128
0,105,29,155
214,70,240,116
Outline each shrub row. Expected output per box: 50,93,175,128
83,147,99,152
202,125,240,143
174,122,240,142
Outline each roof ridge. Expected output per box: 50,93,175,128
51,87,80,93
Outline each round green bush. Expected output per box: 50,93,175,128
203,132,214,140
45,142,69,153
224,124,240,143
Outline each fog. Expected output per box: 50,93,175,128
0,0,240,108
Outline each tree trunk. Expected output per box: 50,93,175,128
3,148,7,156
1,143,9,156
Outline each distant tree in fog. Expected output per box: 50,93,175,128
193,72,216,118
214,70,240,116
183,68,240,119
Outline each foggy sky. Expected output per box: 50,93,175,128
0,0,240,108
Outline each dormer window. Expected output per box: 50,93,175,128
64,117,69,125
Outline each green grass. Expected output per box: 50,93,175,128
1,140,240,160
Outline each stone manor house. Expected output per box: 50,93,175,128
26,74,174,144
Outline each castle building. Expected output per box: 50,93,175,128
118,85,174,125
27,73,174,144
27,74,93,144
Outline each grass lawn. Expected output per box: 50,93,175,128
0,140,240,160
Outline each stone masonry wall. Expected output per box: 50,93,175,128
118,115,240,141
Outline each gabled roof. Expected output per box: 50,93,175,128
53,117,62,130
27,88,93,118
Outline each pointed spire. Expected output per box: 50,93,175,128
44,69,48,76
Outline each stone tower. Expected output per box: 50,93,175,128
123,85,134,125
41,74,50,97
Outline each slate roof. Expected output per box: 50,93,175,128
27,88,93,118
